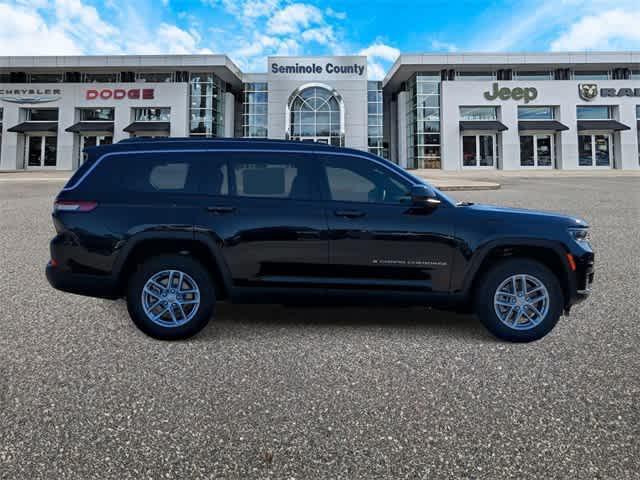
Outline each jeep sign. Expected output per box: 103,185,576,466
483,83,538,103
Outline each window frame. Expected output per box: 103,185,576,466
317,154,413,205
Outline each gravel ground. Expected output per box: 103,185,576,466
0,177,638,479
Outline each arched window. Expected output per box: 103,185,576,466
287,84,343,146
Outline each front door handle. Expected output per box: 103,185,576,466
334,209,365,218
206,206,236,214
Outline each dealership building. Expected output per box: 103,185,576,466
1,52,639,171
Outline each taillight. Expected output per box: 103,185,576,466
54,200,98,212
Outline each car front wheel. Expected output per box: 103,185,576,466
474,259,564,342
126,254,216,340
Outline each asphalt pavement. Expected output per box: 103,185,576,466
0,176,638,479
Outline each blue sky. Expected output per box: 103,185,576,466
2,0,640,78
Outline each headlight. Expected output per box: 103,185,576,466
569,228,590,244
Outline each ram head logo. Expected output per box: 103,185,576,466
579,84,598,101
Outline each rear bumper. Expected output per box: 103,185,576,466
45,262,120,300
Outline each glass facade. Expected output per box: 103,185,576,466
514,71,554,80
577,106,612,120
80,108,114,121
455,71,496,81
27,108,58,121
242,82,268,138
518,106,555,119
367,81,386,158
406,73,441,169
133,107,170,122
574,70,610,80
189,72,225,137
460,106,498,121
289,86,342,146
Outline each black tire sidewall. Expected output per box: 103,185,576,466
126,255,215,340
475,259,563,342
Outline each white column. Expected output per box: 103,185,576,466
500,103,520,170
56,104,75,170
0,104,20,170
224,92,235,138
396,91,407,169
618,104,639,170
558,103,579,169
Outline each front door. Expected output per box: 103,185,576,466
318,154,454,293
191,151,328,296
26,135,57,168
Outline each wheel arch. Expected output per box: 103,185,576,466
462,239,575,309
113,232,232,299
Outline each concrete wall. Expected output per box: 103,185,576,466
441,80,640,171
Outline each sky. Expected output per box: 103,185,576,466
1,0,640,79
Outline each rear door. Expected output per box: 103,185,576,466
193,150,329,296
318,154,455,293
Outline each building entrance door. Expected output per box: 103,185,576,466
462,133,497,168
26,135,57,169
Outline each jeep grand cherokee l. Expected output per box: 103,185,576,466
46,138,594,342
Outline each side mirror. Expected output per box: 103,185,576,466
410,185,441,206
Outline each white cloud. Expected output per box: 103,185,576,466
358,41,400,80
430,40,458,52
325,7,346,20
551,9,640,50
301,26,335,45
0,3,82,55
267,3,323,35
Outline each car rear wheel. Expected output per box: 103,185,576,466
474,258,563,342
126,254,215,340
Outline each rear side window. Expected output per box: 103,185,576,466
230,153,312,200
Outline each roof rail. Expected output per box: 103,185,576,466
117,137,334,147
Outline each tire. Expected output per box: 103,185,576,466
126,254,216,340
474,258,563,342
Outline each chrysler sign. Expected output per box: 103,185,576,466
86,88,155,100
0,88,62,104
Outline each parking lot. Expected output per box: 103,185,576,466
1,175,638,479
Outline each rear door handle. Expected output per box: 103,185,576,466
334,209,365,218
206,206,236,214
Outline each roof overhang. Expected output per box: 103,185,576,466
7,121,58,133
518,120,570,131
65,121,114,133
577,120,630,131
459,120,508,132
123,121,170,133
383,51,640,93
0,54,244,90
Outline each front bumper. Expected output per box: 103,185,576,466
45,262,120,299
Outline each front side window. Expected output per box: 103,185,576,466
577,106,612,120
460,106,498,121
231,155,312,200
322,157,411,204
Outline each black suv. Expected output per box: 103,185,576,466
46,138,594,342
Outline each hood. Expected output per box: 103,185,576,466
464,203,589,228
